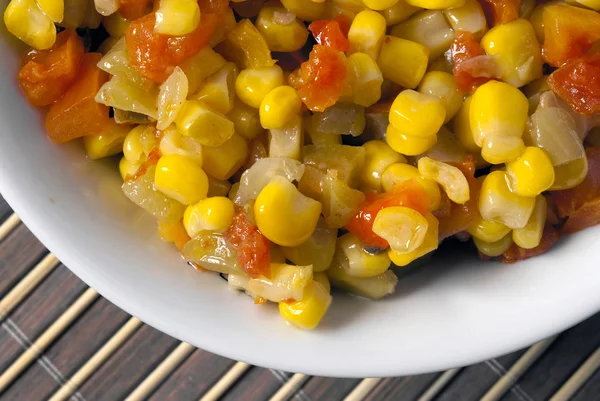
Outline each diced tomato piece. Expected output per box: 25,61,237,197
45,53,110,143
434,157,480,240
499,225,560,263
548,51,600,116
551,147,600,233
451,31,499,93
308,19,349,52
345,179,430,249
298,45,347,112
119,0,151,20
127,148,161,182
542,5,600,67
478,0,521,26
18,29,84,107
126,11,219,82
226,208,271,278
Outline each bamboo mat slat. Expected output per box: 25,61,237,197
2,195,600,401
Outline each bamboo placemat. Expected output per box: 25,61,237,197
1,195,600,401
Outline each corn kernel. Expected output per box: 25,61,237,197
180,47,227,95
360,140,406,191
467,214,511,242
175,100,234,147
364,0,399,10
159,127,203,166
381,0,421,25
389,90,445,138
155,154,209,205
386,124,437,156
123,125,157,163
348,10,387,59
247,263,313,302
282,218,338,272
255,6,308,52
157,66,188,131
552,156,588,191
313,272,331,292
404,0,465,9
280,0,328,20
452,96,480,153
443,0,487,40
388,212,438,266
154,0,200,35
84,122,132,160
378,36,429,88
332,0,367,19
235,66,284,109
207,175,232,197
4,0,56,50
511,194,545,249
327,253,398,299
191,62,237,115
474,233,513,257
480,19,542,88
269,116,303,160
260,86,302,130
347,52,384,107
278,281,332,330
373,206,429,253
505,147,555,197
183,196,235,237
418,157,470,204
103,11,130,37
36,0,63,22
119,157,140,181
481,135,525,165
202,133,248,180
254,176,322,247
338,232,392,277
479,171,535,229
391,10,455,60
381,163,441,210
418,71,463,123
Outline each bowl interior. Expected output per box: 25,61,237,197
2,26,600,378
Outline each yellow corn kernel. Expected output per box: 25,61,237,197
84,122,132,160
255,6,308,52
202,133,248,180
269,116,303,160
235,66,284,109
183,196,235,237
260,86,302,130
381,0,421,25
119,157,140,181
388,212,438,266
278,281,332,330
452,96,480,153
404,0,465,8
191,62,237,115
348,10,387,59
389,90,445,137
418,71,463,123
207,175,231,197
481,135,525,165
347,52,384,107
103,11,130,37
378,36,429,89
551,156,589,191
474,233,513,257
313,272,331,292
282,218,337,272
512,195,546,249
480,19,542,88
418,157,470,204
391,10,455,60
443,0,487,40
373,206,429,253
254,176,322,247
37,0,63,22
327,253,398,299
381,163,441,210
215,19,275,69
338,232,392,277
155,155,209,205
505,146,555,197
93,0,118,16
280,0,328,20
467,214,511,242
180,47,227,95
364,0,399,10
245,263,313,302
360,140,406,191
123,125,157,163
470,80,528,147
386,124,437,156
479,171,535,229
159,127,203,166
4,0,56,49
157,67,188,131
175,100,234,147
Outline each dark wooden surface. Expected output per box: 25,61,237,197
1,193,600,401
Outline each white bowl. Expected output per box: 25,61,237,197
2,28,600,378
